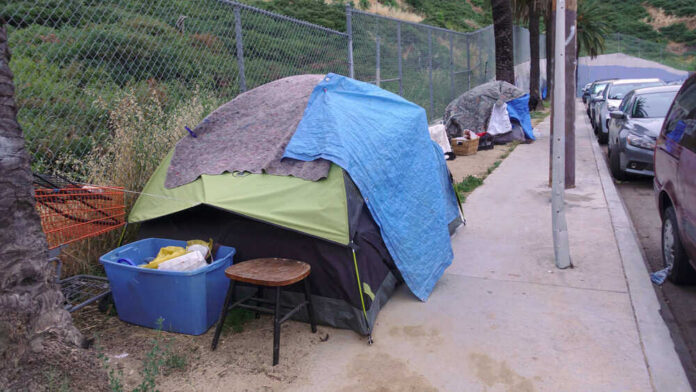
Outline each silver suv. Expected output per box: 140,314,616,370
596,78,663,144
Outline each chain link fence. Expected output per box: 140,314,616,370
3,0,349,179
5,0,547,182
350,9,495,122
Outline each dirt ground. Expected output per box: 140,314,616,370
446,144,516,183
72,304,331,391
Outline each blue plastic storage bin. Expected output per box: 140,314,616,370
100,238,235,335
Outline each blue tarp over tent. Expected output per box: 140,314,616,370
284,73,460,301
506,94,535,140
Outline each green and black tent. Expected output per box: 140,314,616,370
131,155,398,335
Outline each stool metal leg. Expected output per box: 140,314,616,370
303,279,317,333
273,286,281,366
211,280,236,351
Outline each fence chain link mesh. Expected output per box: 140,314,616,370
5,0,553,182
3,0,348,179
351,10,497,122
600,33,696,72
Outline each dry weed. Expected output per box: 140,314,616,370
58,86,219,276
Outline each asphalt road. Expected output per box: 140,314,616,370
598,145,696,389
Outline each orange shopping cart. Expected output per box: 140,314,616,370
34,173,127,312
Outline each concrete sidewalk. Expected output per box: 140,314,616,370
285,105,689,391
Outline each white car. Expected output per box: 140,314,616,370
596,78,663,144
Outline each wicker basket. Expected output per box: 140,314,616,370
450,137,479,156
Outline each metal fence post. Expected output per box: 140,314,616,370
397,21,403,96
346,4,354,79
617,33,621,53
428,28,434,118
466,34,471,90
234,6,246,92
551,0,571,269
376,25,381,87
449,33,454,101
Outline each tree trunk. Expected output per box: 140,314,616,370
491,0,515,84
0,21,87,385
529,0,542,110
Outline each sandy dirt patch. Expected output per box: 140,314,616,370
73,304,332,391
643,5,696,31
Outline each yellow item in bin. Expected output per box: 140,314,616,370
142,246,187,269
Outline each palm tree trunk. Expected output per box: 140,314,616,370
529,0,542,110
0,21,85,376
491,0,515,84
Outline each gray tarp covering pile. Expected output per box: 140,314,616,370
165,74,330,189
444,80,526,138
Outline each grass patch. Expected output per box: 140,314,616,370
530,110,547,120
454,175,484,195
222,308,256,334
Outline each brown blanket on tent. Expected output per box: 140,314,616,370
165,74,330,189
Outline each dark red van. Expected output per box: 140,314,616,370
654,73,696,283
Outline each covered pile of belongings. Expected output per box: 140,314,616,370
444,81,535,149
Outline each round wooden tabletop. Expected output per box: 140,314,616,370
224,258,311,287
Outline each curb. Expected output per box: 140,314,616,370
585,116,691,392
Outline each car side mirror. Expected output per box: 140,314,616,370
609,110,626,120
592,97,605,103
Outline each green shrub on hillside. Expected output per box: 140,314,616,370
659,23,696,45
647,0,696,17
402,0,491,31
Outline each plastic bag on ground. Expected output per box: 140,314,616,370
158,251,207,272
650,266,672,285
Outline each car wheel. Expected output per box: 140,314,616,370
609,146,626,181
598,130,608,144
662,206,696,284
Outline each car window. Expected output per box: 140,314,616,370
607,82,663,100
632,91,678,118
619,93,634,112
664,81,696,150
592,83,607,95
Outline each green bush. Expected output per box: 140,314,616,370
659,23,696,44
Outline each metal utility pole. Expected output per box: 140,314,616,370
551,0,571,269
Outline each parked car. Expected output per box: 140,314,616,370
654,73,696,284
607,85,681,180
596,78,664,144
581,82,592,104
588,79,615,125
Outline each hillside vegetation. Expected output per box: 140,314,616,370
597,0,696,46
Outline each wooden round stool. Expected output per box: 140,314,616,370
210,258,317,366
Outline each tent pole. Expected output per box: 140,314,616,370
351,245,372,344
